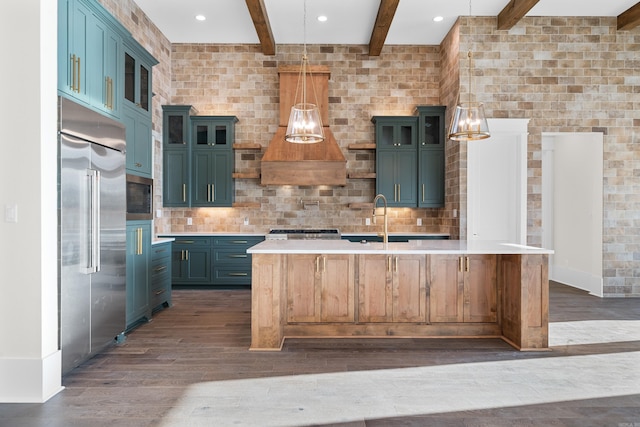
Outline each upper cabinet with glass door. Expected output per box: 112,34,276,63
191,117,238,149
123,37,158,118
371,116,417,150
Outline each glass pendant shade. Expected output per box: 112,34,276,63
448,102,490,141
285,102,324,143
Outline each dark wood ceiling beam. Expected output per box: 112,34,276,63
245,0,276,55
618,2,640,30
497,0,540,30
368,0,400,56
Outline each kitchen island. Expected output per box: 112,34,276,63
248,239,553,351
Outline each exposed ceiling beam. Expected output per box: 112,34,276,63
368,0,400,56
617,2,640,30
497,0,540,30
245,0,276,55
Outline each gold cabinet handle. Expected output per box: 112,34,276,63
211,184,215,202
176,240,195,244
154,265,167,272
394,256,398,272
315,255,320,273
155,289,166,295
70,54,75,91
397,184,401,201
136,228,143,255
185,250,189,261
228,254,247,258
387,256,392,272
422,184,425,202
458,256,463,272
77,56,81,93
135,162,142,167
182,184,186,202
465,256,470,272
231,240,248,244
323,256,326,273
228,272,248,276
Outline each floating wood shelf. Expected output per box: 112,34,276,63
232,202,261,208
348,172,376,179
232,172,260,179
348,143,376,150
233,143,262,150
349,203,374,209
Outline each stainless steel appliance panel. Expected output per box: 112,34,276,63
59,97,126,375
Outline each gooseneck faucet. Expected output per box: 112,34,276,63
372,194,388,245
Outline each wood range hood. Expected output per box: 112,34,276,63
261,65,346,186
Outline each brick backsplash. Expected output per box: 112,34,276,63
98,1,640,296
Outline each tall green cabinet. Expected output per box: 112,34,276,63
162,106,237,208
372,106,446,208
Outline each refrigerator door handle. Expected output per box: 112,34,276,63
86,169,101,274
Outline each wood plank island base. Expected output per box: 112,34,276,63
247,240,553,352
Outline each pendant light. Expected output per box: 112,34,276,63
448,0,490,141
285,0,324,144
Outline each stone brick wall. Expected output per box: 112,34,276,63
168,44,450,235
458,16,640,296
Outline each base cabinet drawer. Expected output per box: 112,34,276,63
150,241,172,311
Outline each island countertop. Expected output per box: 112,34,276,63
247,239,553,255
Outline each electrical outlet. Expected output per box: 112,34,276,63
365,218,371,226
187,217,192,225
4,204,17,223
156,209,162,218
453,209,458,218
417,218,422,226
244,217,249,225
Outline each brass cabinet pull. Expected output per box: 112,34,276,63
229,254,247,258
77,56,81,93
105,77,110,108
155,289,166,295
70,55,75,91
387,256,392,272
422,184,425,202
182,184,186,202
465,256,470,272
136,228,143,255
207,184,210,201
394,256,398,272
315,256,320,273
135,162,142,168
154,265,167,272
458,256,463,272
397,184,401,201
231,240,248,244
228,272,248,276
211,184,215,202
323,256,326,273
185,250,189,261
176,240,195,244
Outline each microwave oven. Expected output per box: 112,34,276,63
126,174,153,220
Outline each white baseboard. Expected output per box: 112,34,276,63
0,350,64,403
550,265,603,297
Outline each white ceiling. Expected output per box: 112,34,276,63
134,0,639,46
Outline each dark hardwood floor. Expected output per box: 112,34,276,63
1,282,639,426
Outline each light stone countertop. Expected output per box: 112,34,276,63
152,237,175,245
157,233,266,237
247,239,553,255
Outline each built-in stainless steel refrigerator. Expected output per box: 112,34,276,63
58,97,126,375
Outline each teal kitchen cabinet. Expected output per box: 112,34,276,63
170,237,212,285
123,38,157,119
162,106,195,207
191,117,236,148
126,221,151,329
416,106,446,208
212,236,264,286
162,111,237,208
58,0,123,118
123,104,152,178
123,37,157,178
150,241,172,312
163,150,190,206
373,116,418,207
192,151,233,207
372,116,417,150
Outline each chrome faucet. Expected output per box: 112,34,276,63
372,194,388,245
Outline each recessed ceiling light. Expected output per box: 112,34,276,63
195,14,206,21
433,16,444,22
317,15,328,22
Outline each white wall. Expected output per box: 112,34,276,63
0,0,62,402
542,133,603,296
467,119,528,244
